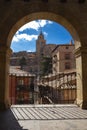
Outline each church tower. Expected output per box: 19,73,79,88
36,31,46,55
36,31,46,74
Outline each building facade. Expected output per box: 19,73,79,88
10,51,38,73
36,31,56,74
52,42,76,73
10,32,56,74
9,66,39,105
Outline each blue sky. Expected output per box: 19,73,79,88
11,20,72,52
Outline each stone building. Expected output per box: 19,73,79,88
36,31,56,73
10,51,37,73
9,66,38,105
36,31,56,57
10,32,56,74
52,42,76,73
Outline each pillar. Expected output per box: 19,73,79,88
75,46,87,109
0,46,12,110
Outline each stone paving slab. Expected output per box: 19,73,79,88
0,105,87,130
11,104,87,120
18,120,87,130
12,105,87,130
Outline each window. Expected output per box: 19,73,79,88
29,92,33,99
65,53,70,60
18,79,24,85
66,46,69,49
65,62,71,69
53,55,57,63
53,67,56,71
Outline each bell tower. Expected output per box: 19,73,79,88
36,31,46,74
36,31,46,55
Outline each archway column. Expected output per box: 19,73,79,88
75,46,87,109
0,46,12,110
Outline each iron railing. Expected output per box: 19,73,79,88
37,72,77,104
9,72,77,105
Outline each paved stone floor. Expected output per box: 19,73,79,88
0,104,87,130
11,104,87,120
19,120,87,130
11,104,87,130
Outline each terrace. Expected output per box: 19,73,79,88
0,72,87,130
0,104,87,130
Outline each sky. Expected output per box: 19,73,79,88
11,20,73,52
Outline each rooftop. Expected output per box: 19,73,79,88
9,66,35,76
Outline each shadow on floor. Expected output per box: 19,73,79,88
0,109,28,130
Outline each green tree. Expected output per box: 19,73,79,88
19,56,27,70
41,56,52,75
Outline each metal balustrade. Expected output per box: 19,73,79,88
9,72,77,105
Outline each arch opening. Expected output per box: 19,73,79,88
7,12,81,50
8,12,79,105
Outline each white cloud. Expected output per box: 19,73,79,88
12,20,53,43
38,20,47,27
27,50,32,52
43,31,48,37
17,20,53,32
19,21,40,32
12,33,38,42
48,21,53,24
12,35,19,42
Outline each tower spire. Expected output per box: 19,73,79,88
70,39,74,45
38,20,43,35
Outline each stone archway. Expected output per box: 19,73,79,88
7,12,80,49
7,12,81,107
0,1,87,110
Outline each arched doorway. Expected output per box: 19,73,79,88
7,12,80,48
7,12,81,106
0,11,86,109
